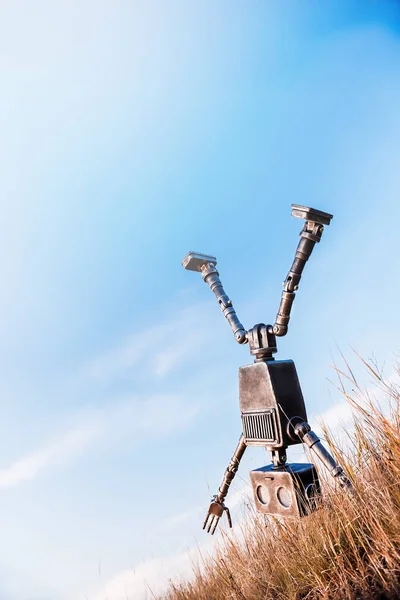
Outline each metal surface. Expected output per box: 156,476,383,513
181,204,353,531
203,435,246,534
182,255,248,344
242,409,279,445
272,205,333,337
239,360,307,448
291,205,333,226
203,496,232,535
250,462,321,518
295,422,352,489
247,323,277,361
200,262,248,344
181,251,217,271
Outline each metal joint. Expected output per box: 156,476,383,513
272,448,287,468
247,324,277,361
301,221,324,243
272,205,333,337
179,207,355,531
181,252,248,345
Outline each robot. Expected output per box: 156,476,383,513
181,205,351,535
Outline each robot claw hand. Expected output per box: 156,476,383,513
203,495,232,535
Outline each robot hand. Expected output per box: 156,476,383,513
203,495,232,535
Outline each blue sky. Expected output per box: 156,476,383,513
1,1,400,598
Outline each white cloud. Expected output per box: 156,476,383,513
103,393,200,443
153,333,206,377
90,366,400,600
96,369,400,600
89,524,232,600
228,483,253,510
0,423,101,490
0,303,208,492
0,390,199,492
91,481,253,600
313,400,354,432
311,369,400,434
85,301,212,382
90,549,197,600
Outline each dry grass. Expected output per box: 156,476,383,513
161,357,400,600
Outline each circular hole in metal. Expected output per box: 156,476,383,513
256,484,270,505
305,483,317,500
305,483,319,510
276,486,292,508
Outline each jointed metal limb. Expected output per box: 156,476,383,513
294,422,352,490
203,435,247,534
182,205,353,533
181,252,248,345
273,206,332,337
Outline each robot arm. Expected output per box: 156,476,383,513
272,205,333,337
181,252,248,345
294,421,352,490
203,434,247,534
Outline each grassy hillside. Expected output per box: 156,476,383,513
161,358,400,600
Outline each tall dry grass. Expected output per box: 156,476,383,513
161,357,400,600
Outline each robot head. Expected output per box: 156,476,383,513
250,462,321,518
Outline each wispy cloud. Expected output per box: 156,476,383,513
0,423,101,490
0,302,211,492
89,368,400,600
90,484,252,600
85,301,212,382
312,369,400,434
0,390,200,492
90,550,195,600
102,393,200,443
153,334,205,377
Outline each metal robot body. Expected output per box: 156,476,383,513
181,205,351,535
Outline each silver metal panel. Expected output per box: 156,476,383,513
242,409,279,445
